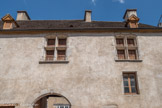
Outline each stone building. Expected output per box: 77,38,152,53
0,9,162,108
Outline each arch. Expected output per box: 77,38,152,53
32,92,71,107
31,92,71,108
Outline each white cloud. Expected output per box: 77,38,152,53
118,0,125,3
91,0,125,5
92,0,96,5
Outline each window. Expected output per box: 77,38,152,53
123,73,139,94
44,36,67,61
3,22,12,29
47,39,55,46
116,36,139,60
57,50,66,60
46,50,54,60
58,39,66,46
54,104,70,108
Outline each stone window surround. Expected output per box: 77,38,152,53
39,34,69,64
114,34,142,62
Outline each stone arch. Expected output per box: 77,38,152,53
33,93,71,107
27,89,71,108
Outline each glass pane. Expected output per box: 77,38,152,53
124,81,128,86
123,74,128,81
60,106,64,108
131,80,135,86
130,74,135,81
124,87,130,93
131,87,137,93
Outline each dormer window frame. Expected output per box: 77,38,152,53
1,14,19,30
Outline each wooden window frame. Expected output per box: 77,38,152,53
123,72,139,95
116,36,139,60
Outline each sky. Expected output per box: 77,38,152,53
0,0,162,26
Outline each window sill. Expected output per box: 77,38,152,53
124,93,140,96
39,60,69,64
115,59,142,62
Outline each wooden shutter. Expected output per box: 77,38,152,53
127,39,135,47
46,50,54,60
128,50,136,60
3,22,12,29
58,39,66,46
116,38,124,46
117,50,125,60
57,50,66,60
47,39,55,46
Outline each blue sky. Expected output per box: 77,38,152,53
0,0,162,26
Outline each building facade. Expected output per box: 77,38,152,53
0,9,162,108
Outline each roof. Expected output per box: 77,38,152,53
0,20,156,30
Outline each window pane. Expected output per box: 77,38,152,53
131,87,137,93
124,87,130,93
116,38,124,46
124,81,128,86
48,39,55,46
123,74,128,80
128,50,136,60
130,74,136,86
127,39,135,46
117,50,125,60
59,39,66,46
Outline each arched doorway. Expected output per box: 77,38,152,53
33,93,71,108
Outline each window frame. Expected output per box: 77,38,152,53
122,72,139,95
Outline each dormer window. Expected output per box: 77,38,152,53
1,14,19,30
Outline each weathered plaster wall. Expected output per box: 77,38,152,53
0,33,162,108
